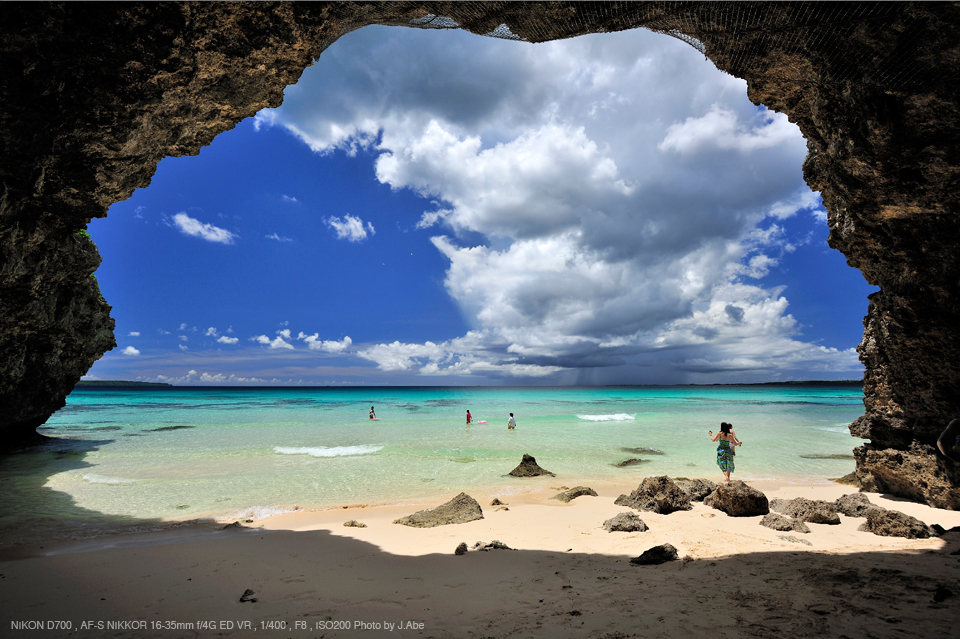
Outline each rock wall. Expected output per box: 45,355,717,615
1,2,958,505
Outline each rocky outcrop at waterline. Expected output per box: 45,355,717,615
508,454,555,478
1,2,959,507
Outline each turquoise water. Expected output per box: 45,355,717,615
1,385,864,543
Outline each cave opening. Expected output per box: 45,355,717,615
2,3,958,510
85,24,874,388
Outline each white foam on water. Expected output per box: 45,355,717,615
81,473,137,485
274,445,384,457
576,413,635,422
219,505,298,522
816,425,850,433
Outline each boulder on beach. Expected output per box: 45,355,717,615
630,543,679,565
454,542,468,555
675,478,718,502
760,512,811,533
490,498,506,506
603,512,648,533
835,493,881,517
858,508,933,539
508,453,556,477
393,492,484,528
552,486,598,503
704,481,769,517
615,476,692,514
343,520,367,528
776,497,840,524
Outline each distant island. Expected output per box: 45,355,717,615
75,380,172,388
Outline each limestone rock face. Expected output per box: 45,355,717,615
615,476,692,514
704,481,769,517
1,3,959,508
393,492,483,528
508,454,555,478
858,509,933,539
853,443,960,510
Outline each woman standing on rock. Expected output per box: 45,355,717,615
709,422,739,483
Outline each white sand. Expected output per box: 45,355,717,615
2,478,959,638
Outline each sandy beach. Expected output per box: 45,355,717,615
2,477,959,638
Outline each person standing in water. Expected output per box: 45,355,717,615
709,422,740,483
507,413,516,430
466,410,472,424
369,406,377,420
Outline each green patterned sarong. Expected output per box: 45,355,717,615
717,438,735,473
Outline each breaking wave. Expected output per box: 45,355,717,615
274,445,383,457
577,413,635,422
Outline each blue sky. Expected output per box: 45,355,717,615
85,25,875,386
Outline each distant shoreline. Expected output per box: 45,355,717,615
74,380,863,390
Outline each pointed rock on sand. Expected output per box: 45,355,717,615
508,453,555,477
393,492,484,528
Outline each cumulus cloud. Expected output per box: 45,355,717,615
128,331,140,337
298,333,353,353
266,232,294,242
281,195,299,204
217,335,240,345
121,346,140,356
205,327,218,337
325,214,375,242
255,25,858,382
171,212,237,244
251,331,295,350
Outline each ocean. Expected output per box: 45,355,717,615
0,385,864,545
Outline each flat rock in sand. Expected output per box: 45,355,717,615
776,497,841,524
835,493,881,517
760,512,811,533
603,512,648,533
615,476,692,514
858,509,933,539
393,492,484,528
552,486,598,503
630,543,679,565
508,453,556,477
704,481,769,517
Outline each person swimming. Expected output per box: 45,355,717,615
369,405,376,420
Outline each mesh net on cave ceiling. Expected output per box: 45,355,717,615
395,2,959,89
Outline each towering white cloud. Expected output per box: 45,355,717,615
255,25,858,382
